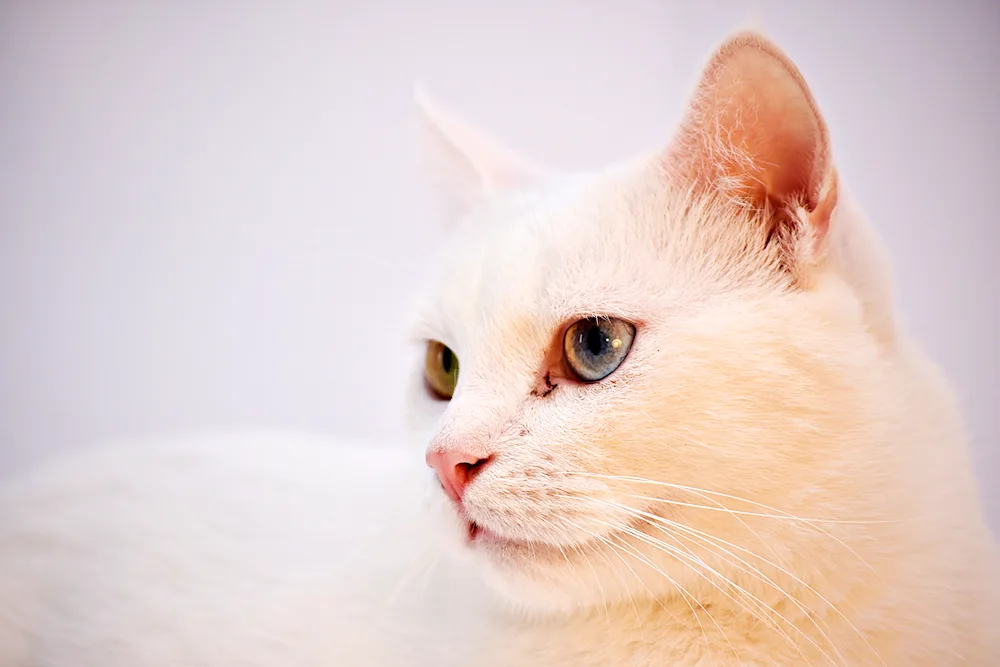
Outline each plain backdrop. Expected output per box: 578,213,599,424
1,1,997,529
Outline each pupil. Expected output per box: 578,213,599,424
441,347,454,374
585,325,608,356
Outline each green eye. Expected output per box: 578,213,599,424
425,341,460,399
563,317,635,382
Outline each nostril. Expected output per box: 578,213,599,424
455,456,492,487
426,449,494,502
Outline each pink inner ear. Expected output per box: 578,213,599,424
668,32,832,216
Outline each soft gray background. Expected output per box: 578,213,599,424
1,1,997,529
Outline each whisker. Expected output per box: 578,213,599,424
557,471,884,580
562,518,645,626
640,508,884,666
570,540,613,637
625,491,882,581
611,531,740,663
590,515,818,666
561,472,906,525
570,494,882,667
634,518,841,667
560,494,847,665
560,516,715,658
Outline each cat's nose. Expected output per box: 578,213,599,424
425,449,492,503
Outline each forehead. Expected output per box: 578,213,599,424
413,170,666,352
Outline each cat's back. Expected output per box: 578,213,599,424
0,433,486,666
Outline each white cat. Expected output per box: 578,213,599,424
2,30,998,666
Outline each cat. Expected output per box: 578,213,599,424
2,29,999,666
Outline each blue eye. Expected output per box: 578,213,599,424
563,317,636,382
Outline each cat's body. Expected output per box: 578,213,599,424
0,434,484,666
2,30,999,666
1,424,997,666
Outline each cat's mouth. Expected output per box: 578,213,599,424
438,486,655,558
455,504,629,558
465,519,490,543
463,513,533,549
453,505,552,553
465,518,536,550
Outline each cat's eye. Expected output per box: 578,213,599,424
563,317,636,383
425,341,460,399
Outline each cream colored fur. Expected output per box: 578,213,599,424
2,30,998,666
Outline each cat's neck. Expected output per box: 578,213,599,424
469,481,1000,667
478,574,885,666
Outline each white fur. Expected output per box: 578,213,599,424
2,30,999,666
0,434,497,666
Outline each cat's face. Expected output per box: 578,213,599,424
407,33,894,613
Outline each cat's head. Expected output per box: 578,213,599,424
406,31,899,613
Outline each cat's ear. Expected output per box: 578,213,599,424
667,31,837,259
415,84,548,226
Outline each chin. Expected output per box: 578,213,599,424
429,490,621,615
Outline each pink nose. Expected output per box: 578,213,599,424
426,449,492,503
